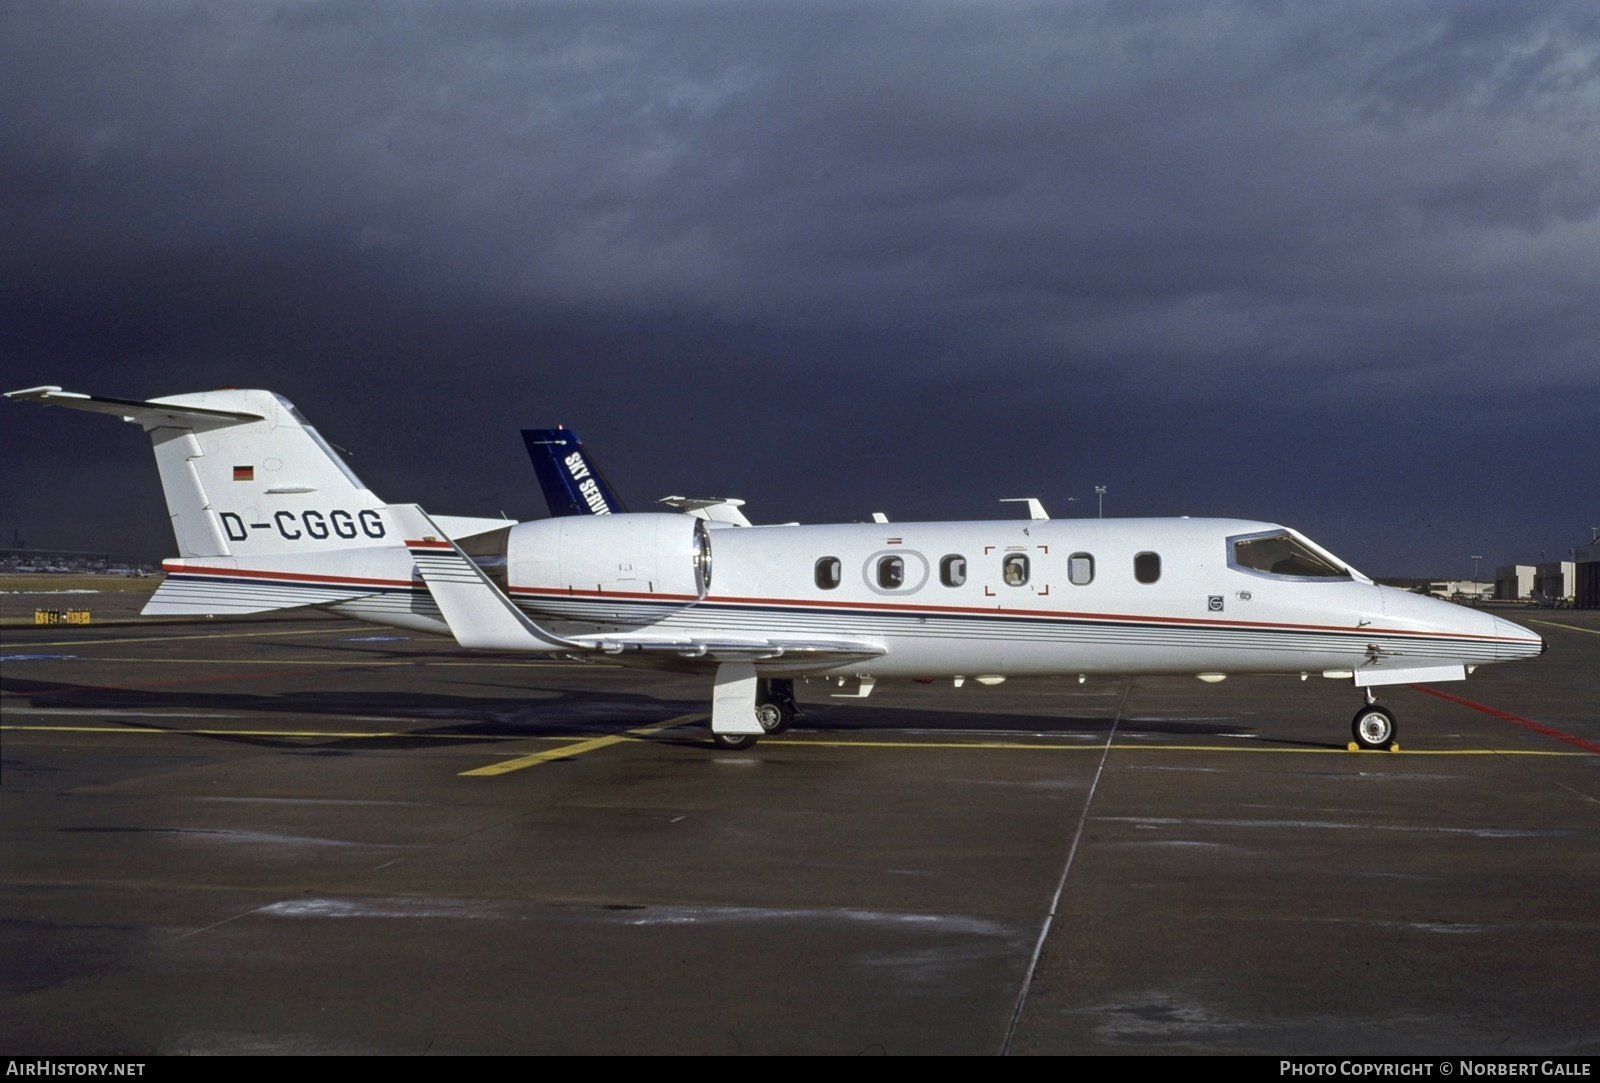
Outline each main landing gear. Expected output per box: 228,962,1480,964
712,732,760,751
1349,688,1398,752
709,667,802,750
755,678,800,735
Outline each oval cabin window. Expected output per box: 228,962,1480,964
1134,552,1161,584
877,555,905,590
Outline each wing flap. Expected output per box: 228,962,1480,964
568,630,886,662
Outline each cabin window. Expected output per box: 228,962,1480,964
940,555,967,587
1230,531,1348,578
815,557,842,590
1002,553,1030,587
877,555,905,589
1134,552,1161,584
1068,553,1094,585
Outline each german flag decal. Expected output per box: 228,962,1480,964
233,466,254,481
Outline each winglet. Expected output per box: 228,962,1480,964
657,495,753,527
387,504,580,653
1000,498,1050,521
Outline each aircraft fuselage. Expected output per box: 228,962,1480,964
497,514,1539,682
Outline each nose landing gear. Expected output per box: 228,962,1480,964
1349,692,1398,752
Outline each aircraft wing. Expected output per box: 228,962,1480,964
567,630,886,662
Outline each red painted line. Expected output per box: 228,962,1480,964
1409,684,1600,754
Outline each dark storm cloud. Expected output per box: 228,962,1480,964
2,1,1596,572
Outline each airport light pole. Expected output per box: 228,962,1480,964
1471,555,1482,588
1095,486,1106,519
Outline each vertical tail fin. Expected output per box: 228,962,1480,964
6,386,393,558
521,426,629,517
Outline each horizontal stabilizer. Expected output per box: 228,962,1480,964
6,386,263,428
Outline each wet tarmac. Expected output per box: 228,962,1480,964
2,586,1596,1054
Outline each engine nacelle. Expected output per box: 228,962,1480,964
507,513,708,600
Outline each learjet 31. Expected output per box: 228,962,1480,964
7,386,1545,752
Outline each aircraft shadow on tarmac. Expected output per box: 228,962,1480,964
1,674,1269,753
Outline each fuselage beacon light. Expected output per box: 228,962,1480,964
8,386,1545,752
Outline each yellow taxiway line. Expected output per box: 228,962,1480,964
459,713,710,776
1528,619,1600,637
11,627,363,648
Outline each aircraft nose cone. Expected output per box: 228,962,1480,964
1488,615,1544,661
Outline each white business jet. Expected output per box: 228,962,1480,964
8,386,1544,752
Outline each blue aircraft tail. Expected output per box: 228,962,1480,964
521,427,629,517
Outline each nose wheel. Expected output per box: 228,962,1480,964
1350,704,1397,751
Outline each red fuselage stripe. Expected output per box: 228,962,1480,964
163,564,416,588
503,585,1531,644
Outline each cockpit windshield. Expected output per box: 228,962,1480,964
1230,531,1349,579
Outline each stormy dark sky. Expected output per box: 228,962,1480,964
3,1,1596,576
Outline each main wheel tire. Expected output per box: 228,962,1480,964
1351,705,1396,750
755,701,795,734
712,732,759,751
754,702,786,733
